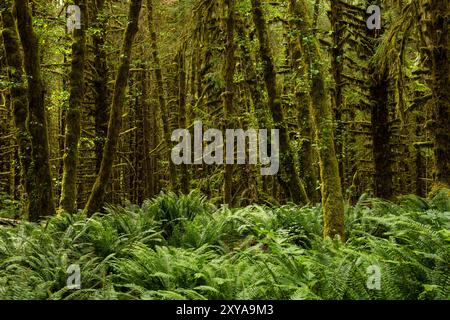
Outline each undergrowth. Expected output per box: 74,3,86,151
0,190,449,300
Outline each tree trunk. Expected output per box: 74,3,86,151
419,0,450,188
286,3,319,203
1,0,33,214
177,49,189,194
14,0,56,221
364,0,393,199
370,67,393,199
84,0,143,215
288,0,345,240
140,67,154,200
60,0,87,214
329,0,345,188
251,0,309,205
147,0,176,190
92,0,109,174
223,0,236,204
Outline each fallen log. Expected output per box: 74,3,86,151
0,217,20,226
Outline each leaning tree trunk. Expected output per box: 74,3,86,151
418,0,450,188
289,0,345,240
1,0,33,215
251,0,309,205
60,0,87,214
14,0,56,221
84,0,143,215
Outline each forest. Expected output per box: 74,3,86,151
0,0,449,300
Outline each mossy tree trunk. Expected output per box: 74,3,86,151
1,0,33,214
286,3,319,203
14,0,56,221
147,0,176,190
92,0,109,173
84,0,143,215
60,0,87,214
289,0,345,240
418,0,450,188
236,20,272,198
329,0,345,187
223,0,236,204
366,1,393,199
370,66,393,199
177,48,189,194
251,0,309,205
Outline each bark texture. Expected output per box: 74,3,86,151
85,0,143,215
14,0,56,221
60,0,87,213
289,0,345,239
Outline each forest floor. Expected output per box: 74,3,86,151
0,190,449,300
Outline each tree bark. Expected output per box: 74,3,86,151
370,66,392,199
223,0,236,204
60,0,87,214
177,49,189,194
286,3,319,203
288,0,345,239
364,0,393,199
14,0,56,221
251,0,309,205
84,0,143,215
92,0,109,173
418,0,450,188
1,0,33,214
147,0,176,190
329,0,345,188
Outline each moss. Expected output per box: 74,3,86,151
84,0,143,215
60,0,87,214
251,0,309,205
288,0,345,240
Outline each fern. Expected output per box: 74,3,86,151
0,190,448,300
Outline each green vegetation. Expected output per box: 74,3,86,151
1,190,448,300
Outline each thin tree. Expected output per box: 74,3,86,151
223,0,236,204
92,0,109,172
288,0,345,239
60,0,87,214
147,0,176,189
251,0,309,205
84,0,143,215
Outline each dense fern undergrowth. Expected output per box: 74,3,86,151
0,190,449,300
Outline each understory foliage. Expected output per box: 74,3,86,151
0,190,449,300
